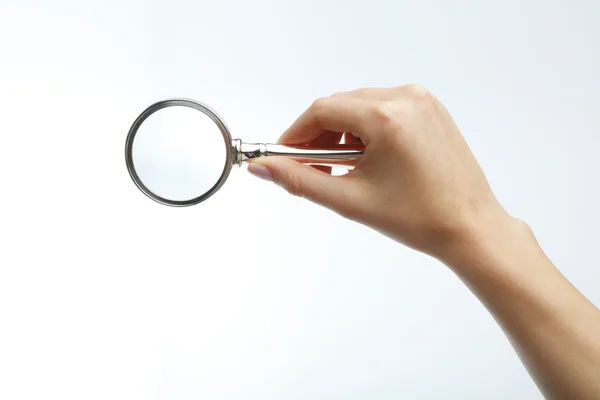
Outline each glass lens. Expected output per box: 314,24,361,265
131,105,228,202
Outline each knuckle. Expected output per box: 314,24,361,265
284,173,304,198
310,97,329,112
309,97,329,122
404,84,434,104
330,90,347,98
370,101,397,127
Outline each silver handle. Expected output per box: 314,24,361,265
232,139,364,167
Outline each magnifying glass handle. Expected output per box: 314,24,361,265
233,139,364,168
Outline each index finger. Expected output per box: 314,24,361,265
278,96,377,145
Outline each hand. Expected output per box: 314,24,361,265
248,85,600,399
248,85,511,258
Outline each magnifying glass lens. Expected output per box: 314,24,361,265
131,105,228,202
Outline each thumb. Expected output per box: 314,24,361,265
247,157,358,215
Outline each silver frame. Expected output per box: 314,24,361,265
125,98,234,207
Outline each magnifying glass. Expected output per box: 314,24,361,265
125,98,364,207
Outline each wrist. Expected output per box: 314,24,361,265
436,209,535,277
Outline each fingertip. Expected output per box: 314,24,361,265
247,161,274,182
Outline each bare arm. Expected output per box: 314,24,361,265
446,214,600,399
247,85,600,399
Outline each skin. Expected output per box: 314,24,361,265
247,85,600,399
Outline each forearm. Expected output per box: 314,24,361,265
442,215,600,400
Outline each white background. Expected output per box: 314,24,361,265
1,1,599,399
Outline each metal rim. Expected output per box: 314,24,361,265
125,98,234,207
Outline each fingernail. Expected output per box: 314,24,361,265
247,162,273,182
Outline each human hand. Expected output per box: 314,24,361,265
247,86,600,400
248,85,511,259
